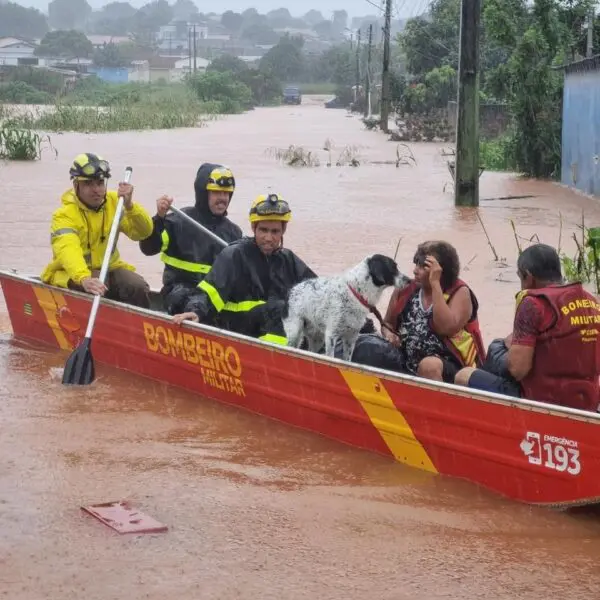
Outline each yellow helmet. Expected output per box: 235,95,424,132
69,153,111,181
206,166,235,193
249,193,292,223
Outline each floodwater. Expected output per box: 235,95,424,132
2,96,600,599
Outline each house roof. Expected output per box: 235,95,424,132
556,54,600,75
148,56,178,69
0,36,36,49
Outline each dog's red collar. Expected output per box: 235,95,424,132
347,284,373,310
347,283,397,336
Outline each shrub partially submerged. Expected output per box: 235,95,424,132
0,119,56,160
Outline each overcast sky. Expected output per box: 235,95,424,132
13,0,420,19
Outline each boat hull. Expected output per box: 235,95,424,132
2,270,599,508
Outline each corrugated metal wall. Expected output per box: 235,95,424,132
561,69,600,195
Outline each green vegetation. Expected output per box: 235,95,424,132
0,119,55,160
33,100,204,132
398,0,595,178
561,221,600,294
479,135,518,172
0,82,53,105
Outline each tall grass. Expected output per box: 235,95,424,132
33,94,208,132
0,119,56,160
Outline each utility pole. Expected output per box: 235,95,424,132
454,0,481,207
355,29,361,105
193,22,197,73
365,24,373,118
188,26,192,73
380,0,392,132
587,8,594,58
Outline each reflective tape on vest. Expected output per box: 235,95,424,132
160,253,212,274
160,229,169,252
259,333,287,345
198,280,266,313
50,227,79,240
159,230,212,274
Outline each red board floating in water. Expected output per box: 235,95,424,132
81,501,168,534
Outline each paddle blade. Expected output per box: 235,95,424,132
62,337,95,385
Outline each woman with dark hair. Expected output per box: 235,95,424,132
382,240,486,382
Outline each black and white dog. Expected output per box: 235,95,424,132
283,254,410,360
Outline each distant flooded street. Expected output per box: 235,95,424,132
2,96,600,599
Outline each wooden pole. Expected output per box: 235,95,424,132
188,27,192,73
380,0,392,132
587,8,594,58
365,24,373,118
454,0,481,207
193,23,197,73
355,29,361,106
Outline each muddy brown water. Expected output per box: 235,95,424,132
2,97,600,599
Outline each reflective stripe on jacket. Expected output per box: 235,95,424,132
41,188,153,288
139,207,242,290
185,237,317,343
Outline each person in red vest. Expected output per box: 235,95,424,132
382,240,486,383
455,243,600,412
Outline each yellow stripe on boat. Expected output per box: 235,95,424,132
32,287,71,350
341,370,437,473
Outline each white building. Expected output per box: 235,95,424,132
0,37,38,66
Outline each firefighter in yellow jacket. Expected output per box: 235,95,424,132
41,153,154,308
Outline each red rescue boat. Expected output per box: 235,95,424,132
1,269,599,508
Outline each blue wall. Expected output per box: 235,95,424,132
561,69,600,196
87,66,129,84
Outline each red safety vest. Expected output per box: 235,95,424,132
516,284,600,411
384,279,486,368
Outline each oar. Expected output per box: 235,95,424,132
169,205,227,248
62,167,133,385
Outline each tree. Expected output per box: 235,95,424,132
89,1,136,35
48,0,92,31
221,10,243,32
399,0,460,76
266,8,292,28
172,0,198,21
35,29,94,58
309,44,353,85
93,42,127,67
332,10,348,34
240,23,280,45
207,54,248,75
132,0,173,43
187,71,253,111
483,0,587,177
239,70,282,105
0,2,48,39
259,34,305,82
313,20,334,39
241,8,259,21
303,10,325,26
424,65,457,108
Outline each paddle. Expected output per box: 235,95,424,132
169,205,227,248
62,167,133,386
